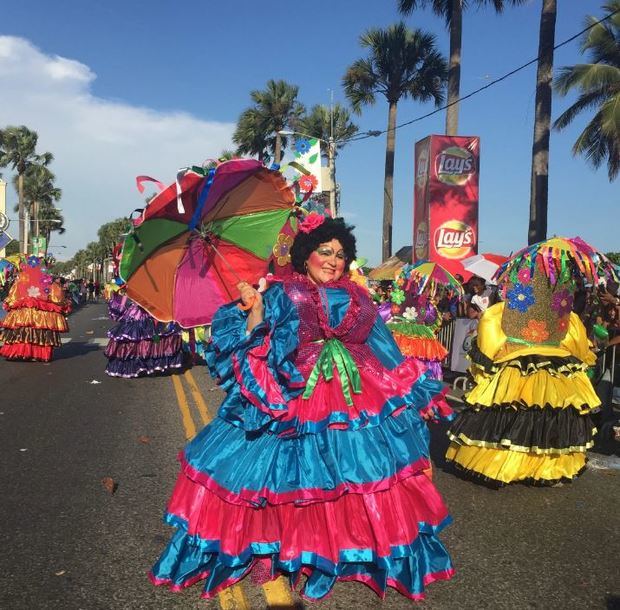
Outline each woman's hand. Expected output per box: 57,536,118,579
237,281,264,333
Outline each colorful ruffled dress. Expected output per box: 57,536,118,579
105,297,183,378
387,297,448,380
446,264,600,486
150,275,454,601
0,260,70,362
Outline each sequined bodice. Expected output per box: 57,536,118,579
283,276,377,345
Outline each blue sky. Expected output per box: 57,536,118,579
1,0,617,265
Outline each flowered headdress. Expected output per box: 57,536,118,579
497,236,618,348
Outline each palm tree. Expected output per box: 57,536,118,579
528,0,557,245
233,108,271,163
12,164,62,253
343,23,447,261
0,125,53,253
397,0,527,135
248,80,305,164
296,104,360,217
553,1,620,181
38,202,65,257
297,104,359,159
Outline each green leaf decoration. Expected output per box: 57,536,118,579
309,153,318,164
309,139,318,146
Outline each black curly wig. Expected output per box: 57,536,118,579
290,217,357,274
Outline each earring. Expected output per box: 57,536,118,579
304,261,308,271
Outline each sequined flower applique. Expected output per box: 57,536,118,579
517,268,531,284
521,319,549,343
507,283,535,313
551,289,573,317
391,288,405,305
403,306,418,321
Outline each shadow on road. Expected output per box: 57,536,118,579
55,341,101,360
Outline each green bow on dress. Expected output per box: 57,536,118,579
302,338,362,406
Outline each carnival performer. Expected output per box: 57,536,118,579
0,257,70,362
150,215,454,602
104,295,183,378
386,265,452,380
445,237,605,486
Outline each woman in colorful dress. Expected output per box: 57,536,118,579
0,257,70,362
445,238,606,486
150,215,455,601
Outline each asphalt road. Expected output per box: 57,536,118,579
0,302,618,610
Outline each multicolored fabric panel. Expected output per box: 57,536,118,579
172,236,268,327
120,219,187,281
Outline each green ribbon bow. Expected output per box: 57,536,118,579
302,339,362,406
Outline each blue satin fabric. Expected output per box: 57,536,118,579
205,282,447,436
206,283,304,431
184,407,429,505
151,514,453,600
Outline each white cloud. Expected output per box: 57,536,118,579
0,36,235,257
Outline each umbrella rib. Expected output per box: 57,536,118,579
206,238,244,285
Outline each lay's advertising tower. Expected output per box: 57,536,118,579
413,135,480,276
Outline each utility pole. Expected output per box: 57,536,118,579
328,89,337,218
328,137,336,218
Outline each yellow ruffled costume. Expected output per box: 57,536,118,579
445,302,598,485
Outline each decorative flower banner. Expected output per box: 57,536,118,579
279,137,323,204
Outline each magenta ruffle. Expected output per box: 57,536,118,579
166,468,449,564
234,340,434,430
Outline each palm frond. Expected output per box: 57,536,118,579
553,89,610,130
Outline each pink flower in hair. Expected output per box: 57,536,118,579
299,212,326,234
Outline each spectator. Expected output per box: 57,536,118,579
469,276,493,313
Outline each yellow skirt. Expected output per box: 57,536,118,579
467,366,599,413
445,443,586,485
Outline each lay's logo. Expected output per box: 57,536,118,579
435,146,476,185
434,220,476,259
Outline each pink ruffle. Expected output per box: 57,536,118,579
235,340,430,428
166,468,449,563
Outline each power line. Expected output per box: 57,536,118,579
340,7,619,145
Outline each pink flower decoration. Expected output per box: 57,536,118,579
517,268,531,284
299,212,326,234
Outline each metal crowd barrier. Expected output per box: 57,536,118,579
600,344,617,387
437,319,455,366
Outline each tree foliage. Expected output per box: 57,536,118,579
553,1,620,181
343,22,446,260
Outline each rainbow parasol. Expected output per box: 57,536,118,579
119,159,297,327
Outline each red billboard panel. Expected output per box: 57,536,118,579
413,135,480,277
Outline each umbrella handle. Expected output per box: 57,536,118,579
237,296,256,311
